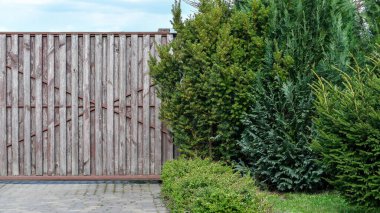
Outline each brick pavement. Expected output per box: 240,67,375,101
0,181,168,213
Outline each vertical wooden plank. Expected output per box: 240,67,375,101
130,35,138,175
0,34,7,176
126,36,131,175
119,35,127,175
102,36,107,174
30,36,36,175
10,35,19,176
59,34,67,175
6,36,11,175
18,36,24,175
22,35,31,176
137,36,143,174
78,36,83,175
90,36,95,175
66,36,72,175
106,35,114,175
71,35,79,176
42,36,48,175
47,35,55,175
83,34,91,175
34,35,43,175
142,35,150,175
95,35,103,176
53,36,59,175
114,36,120,174
154,35,162,174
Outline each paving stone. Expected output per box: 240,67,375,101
0,181,168,213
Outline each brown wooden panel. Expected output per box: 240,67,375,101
83,34,91,175
23,35,32,175
94,35,103,176
101,36,107,175
34,35,43,175
0,34,7,176
66,36,72,175
10,35,19,175
42,35,48,175
114,36,120,174
106,35,114,175
58,34,67,175
119,35,127,175
142,35,150,175
47,35,55,175
130,35,138,175
71,34,79,176
0,33,174,178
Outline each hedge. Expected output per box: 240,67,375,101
161,158,270,212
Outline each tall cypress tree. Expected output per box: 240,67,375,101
239,0,368,191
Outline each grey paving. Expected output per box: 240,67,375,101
0,181,168,213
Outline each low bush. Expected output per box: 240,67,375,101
161,158,270,212
313,46,380,208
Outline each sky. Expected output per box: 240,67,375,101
0,0,195,32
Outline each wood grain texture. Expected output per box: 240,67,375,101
142,35,150,175
71,35,79,176
113,37,120,174
34,35,44,176
83,34,91,175
118,35,127,175
58,34,67,175
0,33,174,177
126,36,131,175
130,35,138,175
137,36,143,174
106,35,114,175
23,34,32,176
0,34,7,176
47,35,55,175
101,36,107,175
42,36,48,175
66,36,72,175
94,35,103,175
10,35,19,175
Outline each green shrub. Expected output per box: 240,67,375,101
149,0,269,160
161,158,270,212
239,0,371,192
313,46,380,208
239,73,325,192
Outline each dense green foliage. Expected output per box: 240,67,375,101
313,46,380,208
150,0,269,160
154,0,379,206
161,158,270,212
239,73,325,192
359,0,380,44
239,0,374,192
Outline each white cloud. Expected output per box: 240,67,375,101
0,0,194,31
0,0,57,5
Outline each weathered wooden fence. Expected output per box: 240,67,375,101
0,32,174,178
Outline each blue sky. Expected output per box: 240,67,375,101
0,0,195,32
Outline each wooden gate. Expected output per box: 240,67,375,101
0,32,174,179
